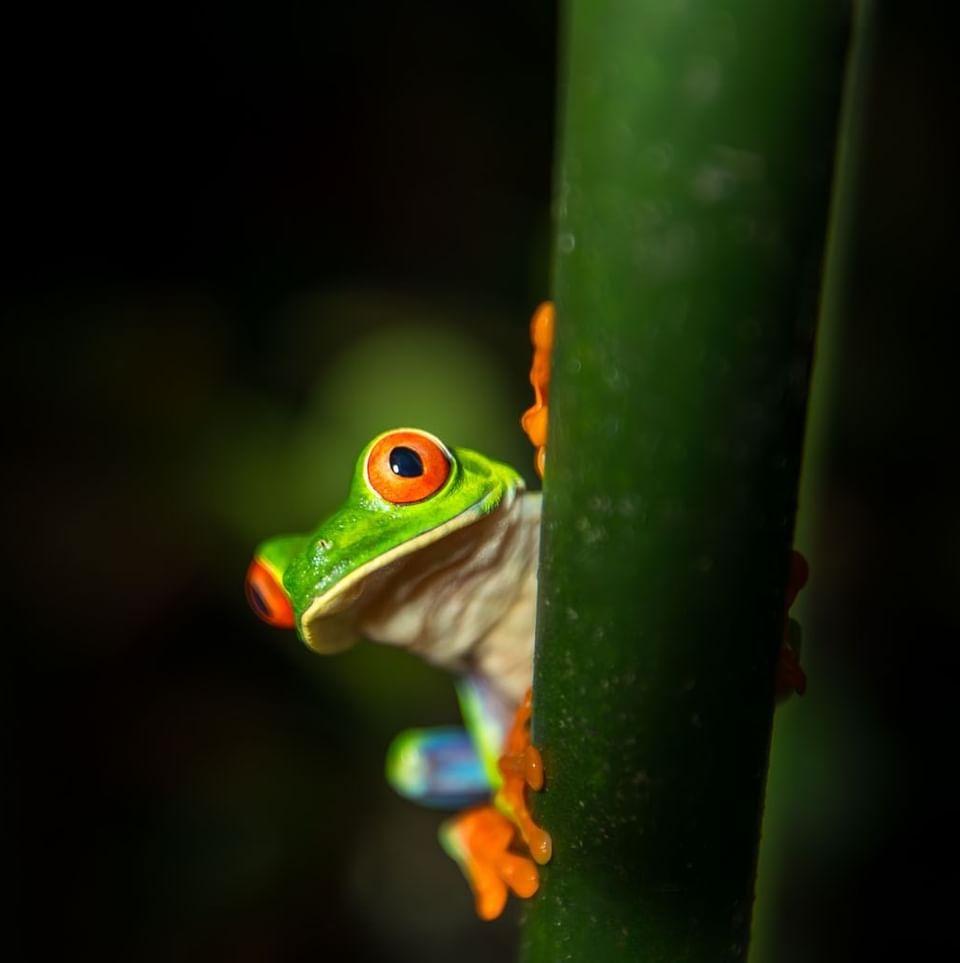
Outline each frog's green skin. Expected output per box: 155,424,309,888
255,429,541,707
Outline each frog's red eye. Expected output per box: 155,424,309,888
366,430,452,504
245,558,295,629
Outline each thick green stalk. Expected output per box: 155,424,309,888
520,3,850,961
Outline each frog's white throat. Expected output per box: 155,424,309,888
300,489,541,705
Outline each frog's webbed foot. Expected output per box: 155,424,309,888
495,688,552,865
389,721,538,920
440,805,540,920
520,301,554,480
777,550,809,700
441,689,551,921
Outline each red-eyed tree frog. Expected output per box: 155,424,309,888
245,303,808,920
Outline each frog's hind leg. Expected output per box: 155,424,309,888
387,721,538,918
385,726,492,810
439,805,540,920
438,676,543,919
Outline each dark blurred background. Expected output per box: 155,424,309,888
7,3,956,961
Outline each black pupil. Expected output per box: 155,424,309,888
389,446,424,477
248,583,270,617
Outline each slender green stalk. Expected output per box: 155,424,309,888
520,3,850,960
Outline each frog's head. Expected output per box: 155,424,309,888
245,428,524,653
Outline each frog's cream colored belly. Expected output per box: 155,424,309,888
357,491,541,705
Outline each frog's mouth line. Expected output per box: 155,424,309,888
299,484,519,654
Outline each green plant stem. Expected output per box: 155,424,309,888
520,2,850,960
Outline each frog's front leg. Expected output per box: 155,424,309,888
495,688,552,864
520,301,554,479
438,690,551,920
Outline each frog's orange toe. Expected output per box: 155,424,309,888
472,861,508,921
521,301,554,479
440,805,541,921
496,688,552,866
520,405,550,451
526,824,552,865
440,689,552,920
498,851,540,900
524,744,544,792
